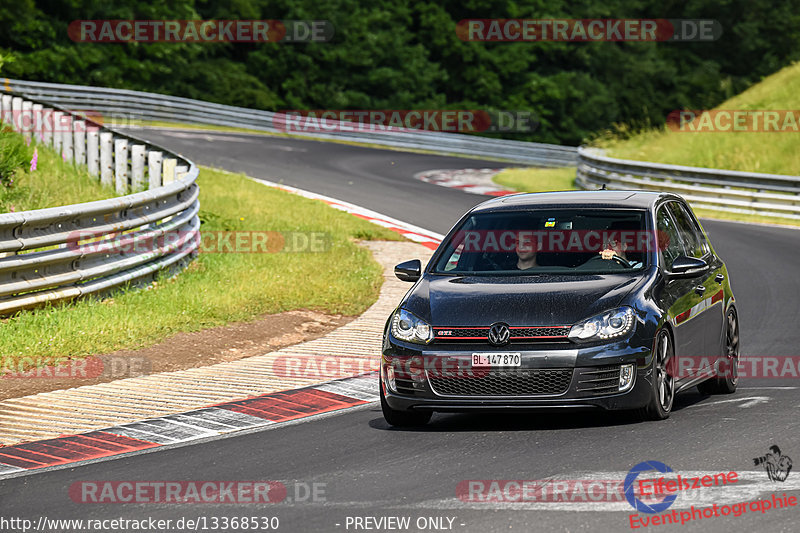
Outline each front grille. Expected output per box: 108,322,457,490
434,326,570,343
509,327,570,338
576,366,621,393
437,328,491,338
428,368,572,397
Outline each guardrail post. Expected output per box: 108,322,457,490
100,131,113,186
52,111,64,154
162,158,176,185
20,100,33,141
42,108,54,146
175,165,188,181
32,103,43,142
86,127,100,177
61,114,73,162
73,120,86,165
0,94,11,124
148,151,163,189
114,138,129,194
11,96,22,131
131,144,146,191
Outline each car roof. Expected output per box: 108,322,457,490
470,190,681,213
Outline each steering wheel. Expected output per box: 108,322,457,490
608,254,632,268
584,253,633,269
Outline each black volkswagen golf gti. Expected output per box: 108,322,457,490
381,191,739,426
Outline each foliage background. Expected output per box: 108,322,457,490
1,0,799,145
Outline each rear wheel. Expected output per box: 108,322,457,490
380,380,432,427
698,309,739,395
640,329,674,421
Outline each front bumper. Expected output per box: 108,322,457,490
382,337,654,412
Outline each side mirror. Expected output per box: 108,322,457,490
668,255,708,279
394,259,422,282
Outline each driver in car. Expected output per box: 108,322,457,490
599,237,643,268
600,237,628,261
515,233,539,270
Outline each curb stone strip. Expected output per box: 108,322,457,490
251,177,444,249
0,374,378,476
414,168,513,197
0,181,442,471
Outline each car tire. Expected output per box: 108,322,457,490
640,329,675,421
380,380,432,427
698,309,739,395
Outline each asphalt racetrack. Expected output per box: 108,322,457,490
2,129,799,533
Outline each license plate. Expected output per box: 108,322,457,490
472,353,521,367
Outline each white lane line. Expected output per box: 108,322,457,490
161,131,262,143
250,178,445,246
411,471,800,512
686,396,771,409
102,424,179,444
136,417,220,442
313,374,380,402
314,383,378,402
740,387,797,390
98,408,277,447
181,408,274,429
0,463,25,474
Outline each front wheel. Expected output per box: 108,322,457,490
640,329,675,421
698,309,739,395
380,380,432,427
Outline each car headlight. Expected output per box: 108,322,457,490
568,307,635,342
391,309,433,344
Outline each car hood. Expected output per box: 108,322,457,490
403,273,644,327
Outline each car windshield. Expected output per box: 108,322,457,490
433,208,650,275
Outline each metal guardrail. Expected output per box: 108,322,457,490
0,90,200,315
2,79,795,319
576,147,800,220
4,78,578,167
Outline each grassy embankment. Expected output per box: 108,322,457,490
494,61,800,226
0,127,400,369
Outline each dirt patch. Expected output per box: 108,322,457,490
0,310,353,401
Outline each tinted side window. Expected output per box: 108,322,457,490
667,202,708,258
656,206,684,269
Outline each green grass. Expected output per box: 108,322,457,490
0,166,401,368
0,129,115,213
598,61,800,176
596,61,800,227
495,62,800,228
492,166,577,193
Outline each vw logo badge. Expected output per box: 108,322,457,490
488,323,511,346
